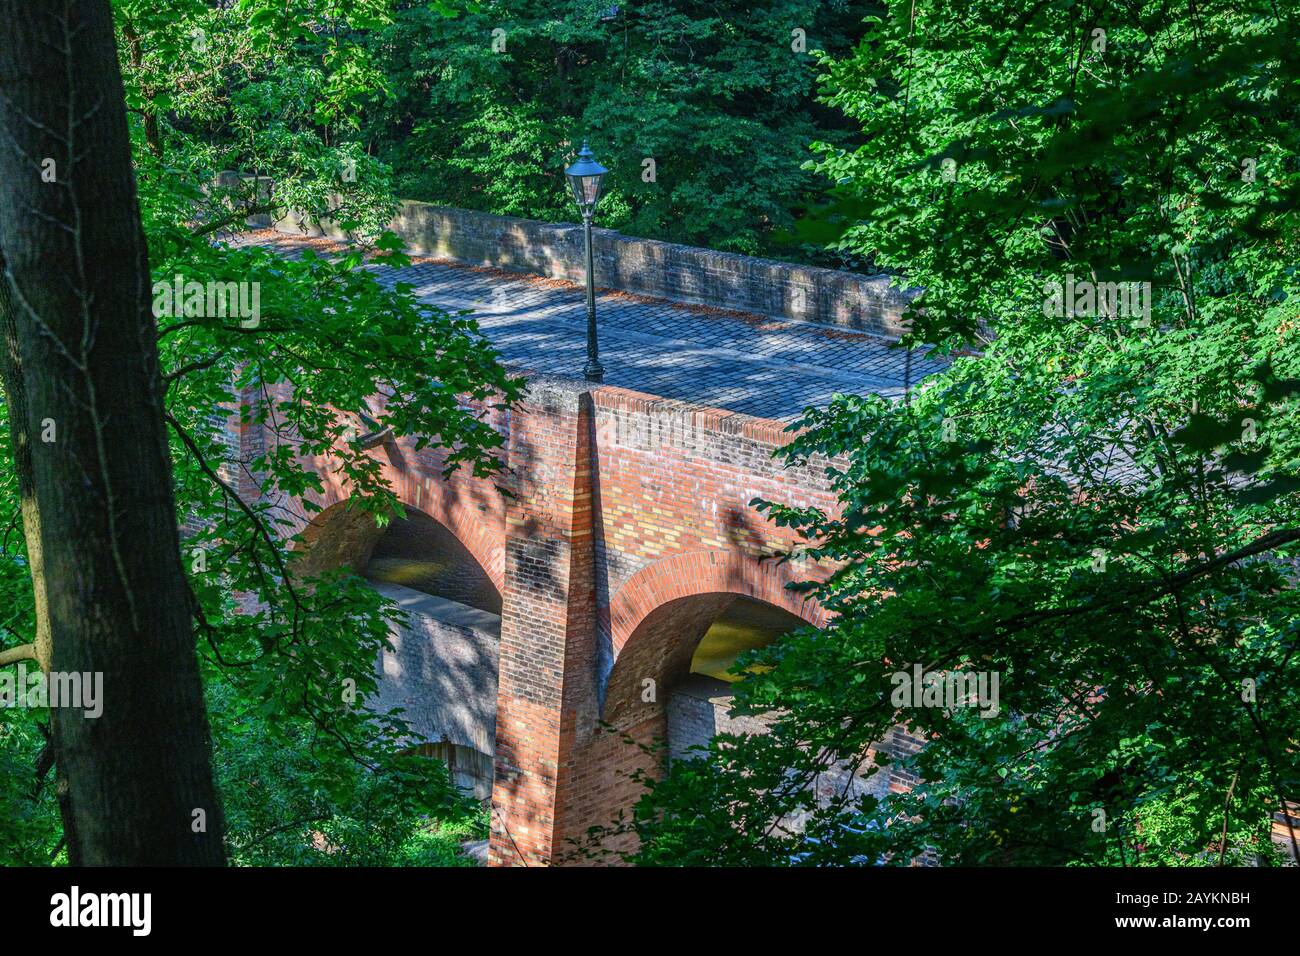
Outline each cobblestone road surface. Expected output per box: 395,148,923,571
234,231,944,422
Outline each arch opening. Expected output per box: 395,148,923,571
582,584,895,860
689,595,808,682
298,501,503,806
366,509,501,615
601,593,808,766
667,596,808,764
571,586,816,858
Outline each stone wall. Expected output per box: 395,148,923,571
666,674,902,804
666,674,768,764
270,199,914,336
367,582,501,757
666,673,908,848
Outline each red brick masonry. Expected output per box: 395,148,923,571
240,375,919,865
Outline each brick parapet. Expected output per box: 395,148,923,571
263,194,914,337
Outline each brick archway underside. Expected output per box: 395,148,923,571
281,452,505,595
602,550,827,727
559,551,828,858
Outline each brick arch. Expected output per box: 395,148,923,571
601,550,828,727
285,455,505,594
608,550,827,658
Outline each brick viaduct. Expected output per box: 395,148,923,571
234,376,845,865
214,188,1299,868
226,199,924,865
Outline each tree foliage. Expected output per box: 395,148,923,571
629,0,1300,866
0,0,517,863
362,0,877,258
4,0,1295,869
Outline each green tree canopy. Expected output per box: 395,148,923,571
626,0,1300,867
0,0,520,864
361,0,877,258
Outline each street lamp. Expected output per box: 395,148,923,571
565,141,608,383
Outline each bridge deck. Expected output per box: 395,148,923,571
235,230,944,422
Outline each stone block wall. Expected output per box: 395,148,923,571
667,674,904,808
666,674,768,764
367,582,501,758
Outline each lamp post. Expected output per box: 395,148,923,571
564,141,609,383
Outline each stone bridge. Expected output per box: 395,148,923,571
226,205,940,865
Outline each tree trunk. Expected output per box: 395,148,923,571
0,0,225,864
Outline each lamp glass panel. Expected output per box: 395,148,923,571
568,173,603,207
